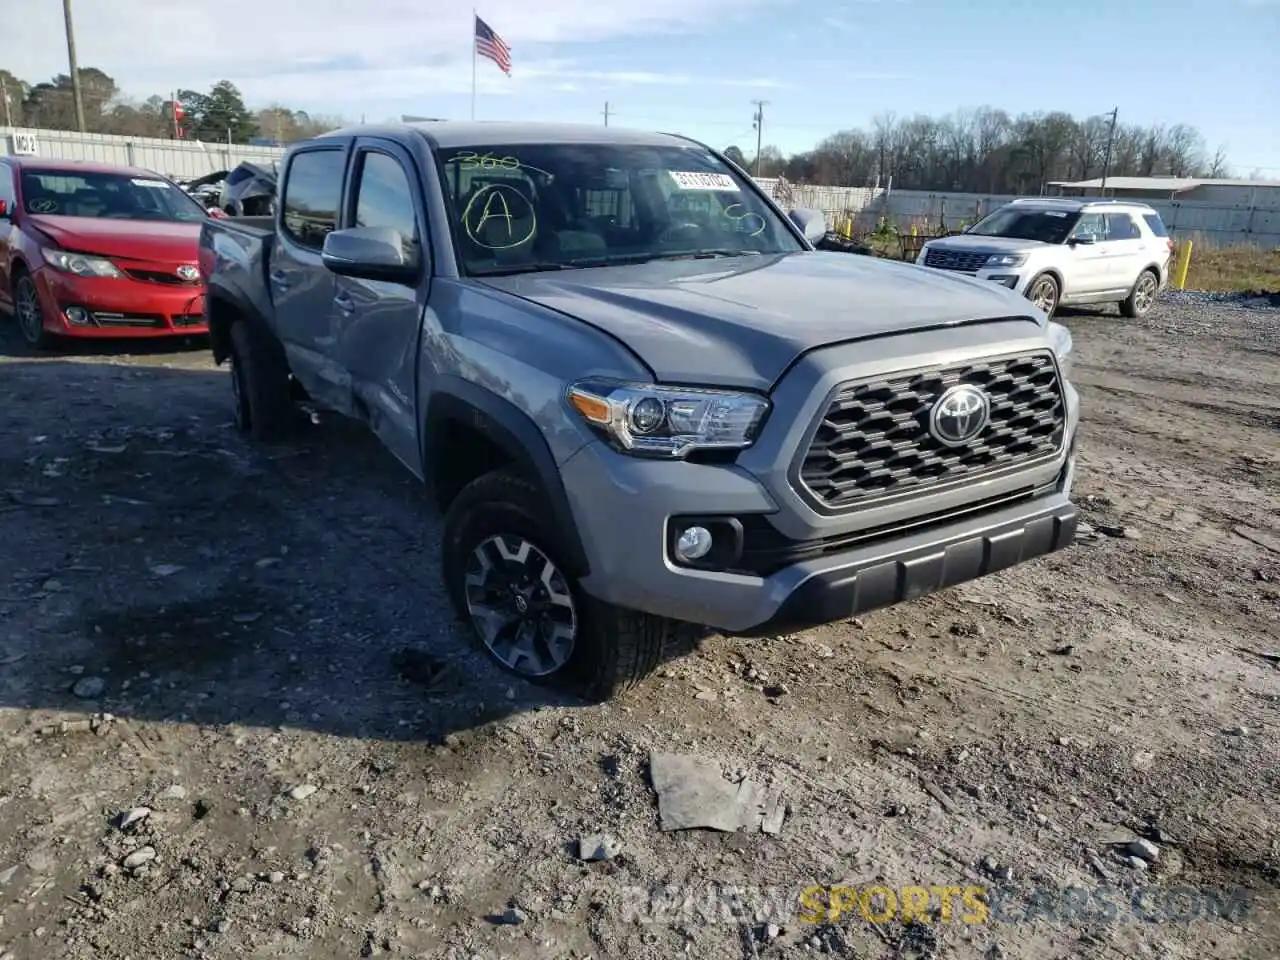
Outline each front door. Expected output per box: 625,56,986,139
331,139,431,476
1063,212,1112,297
271,145,352,414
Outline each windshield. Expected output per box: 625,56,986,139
435,142,804,275
20,170,209,223
967,207,1080,244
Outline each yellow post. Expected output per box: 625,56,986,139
1175,240,1193,290
910,224,918,238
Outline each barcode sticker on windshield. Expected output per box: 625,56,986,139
668,171,739,191
131,178,169,188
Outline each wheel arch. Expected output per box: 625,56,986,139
424,382,590,578
205,284,277,366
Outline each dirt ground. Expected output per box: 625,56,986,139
0,296,1277,960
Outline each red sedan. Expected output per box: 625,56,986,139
0,157,217,348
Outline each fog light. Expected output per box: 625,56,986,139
65,306,89,325
988,275,1019,289
675,525,713,561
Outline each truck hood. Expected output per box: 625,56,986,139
26,215,203,263
926,234,1048,255
479,251,1042,390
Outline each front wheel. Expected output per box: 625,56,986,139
1120,269,1159,318
1026,273,1060,317
441,470,676,702
14,275,55,350
227,321,296,440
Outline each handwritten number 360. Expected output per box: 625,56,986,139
456,151,520,171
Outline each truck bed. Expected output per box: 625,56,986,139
199,216,278,348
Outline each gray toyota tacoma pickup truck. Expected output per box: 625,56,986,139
199,121,1080,701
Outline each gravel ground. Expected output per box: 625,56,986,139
0,296,1277,960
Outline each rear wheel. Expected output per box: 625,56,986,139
14,274,55,350
442,470,676,702
1120,269,1159,318
1026,273,1060,317
227,320,296,440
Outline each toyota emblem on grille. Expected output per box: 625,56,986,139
176,265,200,281
929,384,990,446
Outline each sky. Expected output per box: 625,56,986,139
9,0,1280,175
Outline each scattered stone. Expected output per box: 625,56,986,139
694,690,717,702
1127,856,1149,871
288,784,318,801
494,907,526,925
1051,644,1076,656
230,877,253,894
578,834,621,862
763,923,781,942
648,753,784,833
814,643,834,659
1127,839,1160,863
71,676,106,699
159,785,187,801
762,683,788,698
118,807,151,830
150,564,184,577
232,612,263,625
254,558,282,569
122,846,157,871
1222,725,1249,736
266,871,286,885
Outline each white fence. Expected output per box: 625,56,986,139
2,127,286,179
754,180,1280,249
4,128,1275,247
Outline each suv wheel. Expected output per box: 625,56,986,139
442,470,675,702
227,321,296,440
1027,273,1060,316
1120,269,1159,318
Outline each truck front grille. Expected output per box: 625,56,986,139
799,351,1065,510
923,248,990,273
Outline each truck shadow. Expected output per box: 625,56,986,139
0,352,674,745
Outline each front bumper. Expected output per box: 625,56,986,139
35,267,207,338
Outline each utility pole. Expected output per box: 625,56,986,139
751,100,768,176
62,0,87,132
1,75,12,128
1099,107,1119,196
602,101,611,126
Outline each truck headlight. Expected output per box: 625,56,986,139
567,379,770,458
1047,321,1073,379
43,249,122,278
985,253,1027,268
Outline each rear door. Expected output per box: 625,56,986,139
270,145,351,413
0,162,16,309
332,138,431,475
1104,212,1147,290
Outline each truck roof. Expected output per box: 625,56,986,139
319,120,699,150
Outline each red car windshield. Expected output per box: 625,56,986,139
21,170,208,223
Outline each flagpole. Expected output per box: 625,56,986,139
470,9,477,120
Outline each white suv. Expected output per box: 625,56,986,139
916,198,1175,318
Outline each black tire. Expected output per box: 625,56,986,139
1120,268,1159,319
13,273,56,350
1026,272,1060,317
227,320,295,440
442,469,675,702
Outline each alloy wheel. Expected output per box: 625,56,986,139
463,534,577,677
15,279,44,345
1134,273,1157,314
1030,277,1058,314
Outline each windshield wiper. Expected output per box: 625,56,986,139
470,262,577,277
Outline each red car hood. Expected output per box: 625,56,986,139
26,215,202,263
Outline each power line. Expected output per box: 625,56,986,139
602,101,611,126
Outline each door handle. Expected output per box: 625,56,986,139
333,292,355,316
269,269,291,291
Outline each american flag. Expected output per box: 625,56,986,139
474,16,512,76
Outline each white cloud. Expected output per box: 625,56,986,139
10,0,784,109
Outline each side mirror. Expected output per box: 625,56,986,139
321,226,420,284
788,207,827,244
1067,236,1094,246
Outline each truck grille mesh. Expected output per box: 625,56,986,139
923,248,991,273
799,351,1065,509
